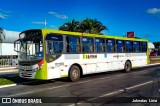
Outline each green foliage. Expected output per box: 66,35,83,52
59,19,79,31
153,42,160,49
59,18,108,34
0,60,7,65
0,78,15,85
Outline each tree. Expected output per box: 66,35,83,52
153,42,160,49
90,19,107,34
59,19,79,31
0,27,5,55
77,18,95,33
59,18,108,34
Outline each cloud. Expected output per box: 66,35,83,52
0,13,6,19
146,8,160,14
48,11,68,19
0,9,11,19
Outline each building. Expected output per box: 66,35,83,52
0,30,20,59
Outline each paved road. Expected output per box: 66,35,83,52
0,65,160,106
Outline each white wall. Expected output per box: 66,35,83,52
0,43,18,55
0,30,20,56
2,30,20,43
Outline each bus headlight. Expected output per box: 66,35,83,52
32,67,39,72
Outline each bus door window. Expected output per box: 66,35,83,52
46,41,53,54
45,34,63,62
106,39,115,52
53,42,63,53
46,41,63,54
126,41,133,52
116,40,124,53
45,34,63,54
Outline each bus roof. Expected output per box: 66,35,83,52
40,29,148,42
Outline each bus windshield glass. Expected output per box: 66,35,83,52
15,30,43,61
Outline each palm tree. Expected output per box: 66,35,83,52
0,27,5,55
77,18,107,34
59,19,79,31
92,19,108,34
59,18,108,34
77,18,95,33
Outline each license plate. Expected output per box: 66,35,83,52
23,72,28,76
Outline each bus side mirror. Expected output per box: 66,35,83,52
14,40,20,52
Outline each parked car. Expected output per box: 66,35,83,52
150,50,160,56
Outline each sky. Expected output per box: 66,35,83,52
0,0,160,42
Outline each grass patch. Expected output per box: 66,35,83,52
0,76,33,86
0,78,15,85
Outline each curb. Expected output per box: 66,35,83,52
0,80,39,89
148,63,160,65
0,67,17,70
0,84,17,89
0,69,18,73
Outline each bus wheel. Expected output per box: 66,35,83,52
69,65,80,82
124,61,132,72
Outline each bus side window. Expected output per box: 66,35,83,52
141,42,147,52
106,39,115,53
116,40,124,53
126,41,133,52
82,37,94,53
133,41,140,52
95,38,105,52
67,36,80,53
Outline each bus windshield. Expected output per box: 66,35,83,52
14,30,43,61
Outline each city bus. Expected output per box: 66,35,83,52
14,29,149,81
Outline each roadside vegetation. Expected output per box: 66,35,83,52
0,76,31,85
0,78,15,85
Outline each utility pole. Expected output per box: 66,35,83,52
44,17,47,28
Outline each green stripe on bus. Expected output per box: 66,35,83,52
86,55,88,59
83,54,85,59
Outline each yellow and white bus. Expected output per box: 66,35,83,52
14,29,149,81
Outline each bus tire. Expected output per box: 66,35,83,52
124,61,132,72
69,65,80,82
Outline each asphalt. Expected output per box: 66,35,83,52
0,64,160,106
